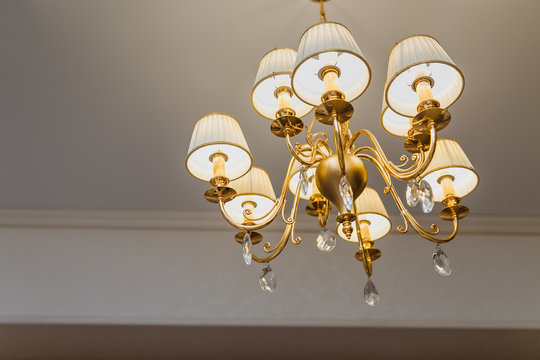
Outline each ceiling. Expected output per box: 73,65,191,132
0,0,539,216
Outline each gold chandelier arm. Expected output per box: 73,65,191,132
356,152,459,244
317,200,330,228
349,123,437,180
264,174,302,253
305,116,317,142
285,134,329,166
217,157,297,230
251,174,303,262
251,223,293,263
332,117,346,174
353,201,372,277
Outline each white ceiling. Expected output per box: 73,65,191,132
1,0,539,215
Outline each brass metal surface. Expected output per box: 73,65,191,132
305,200,328,216
315,154,367,214
439,205,469,221
404,131,431,153
336,212,356,224
271,116,304,138
412,76,435,92
209,176,229,187
438,174,456,184
341,220,354,239
355,248,382,262
318,66,341,81
417,99,441,112
315,99,354,125
273,86,292,99
321,90,345,102
204,186,237,203
275,108,296,118
412,107,451,132
234,231,263,245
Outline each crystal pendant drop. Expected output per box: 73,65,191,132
316,228,336,252
339,176,354,212
242,232,252,265
406,178,420,207
300,166,309,196
433,245,452,276
364,278,380,306
259,264,276,293
419,180,434,213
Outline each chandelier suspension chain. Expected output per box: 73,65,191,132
320,0,326,22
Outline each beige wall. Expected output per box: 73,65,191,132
0,210,538,328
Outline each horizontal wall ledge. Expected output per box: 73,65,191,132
0,209,538,236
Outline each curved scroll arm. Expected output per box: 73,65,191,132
356,152,459,244
217,157,297,231
285,134,329,166
349,122,437,181
252,173,303,262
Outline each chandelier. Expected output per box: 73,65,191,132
185,0,479,305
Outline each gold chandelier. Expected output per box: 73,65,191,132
185,0,479,305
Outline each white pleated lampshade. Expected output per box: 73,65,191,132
287,160,319,201
292,22,371,106
225,167,276,223
419,139,479,202
186,113,252,182
381,94,411,137
385,35,465,117
251,48,313,120
337,187,391,242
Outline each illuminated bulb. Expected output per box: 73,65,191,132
441,176,456,197
323,69,339,92
212,154,226,179
416,79,434,103
277,89,292,110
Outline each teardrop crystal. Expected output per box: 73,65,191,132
406,178,420,207
419,180,434,213
433,245,452,276
316,228,336,252
300,166,309,196
242,232,252,265
259,264,276,293
364,278,380,306
339,176,354,212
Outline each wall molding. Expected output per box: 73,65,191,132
0,209,538,236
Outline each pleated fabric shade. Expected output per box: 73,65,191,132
419,139,479,202
337,187,391,242
225,167,276,223
385,35,465,117
251,48,313,120
186,113,252,182
292,22,371,106
381,94,411,137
